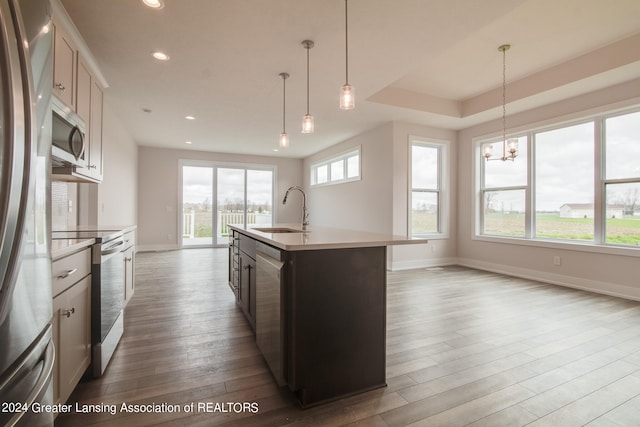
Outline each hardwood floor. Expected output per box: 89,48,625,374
55,249,640,426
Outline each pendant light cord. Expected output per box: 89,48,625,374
282,76,286,133
502,46,506,148
345,0,349,85
306,45,310,114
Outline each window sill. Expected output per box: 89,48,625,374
472,234,640,258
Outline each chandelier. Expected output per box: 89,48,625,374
483,44,517,161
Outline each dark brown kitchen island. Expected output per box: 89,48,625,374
228,224,424,407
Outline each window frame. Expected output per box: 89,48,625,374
409,137,450,239
473,107,640,256
310,146,361,187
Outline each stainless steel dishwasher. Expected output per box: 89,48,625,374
255,241,285,386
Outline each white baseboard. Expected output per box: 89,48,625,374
136,244,179,253
457,257,640,302
388,257,457,271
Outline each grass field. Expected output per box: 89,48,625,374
484,213,640,245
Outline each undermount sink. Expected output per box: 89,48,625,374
252,227,304,233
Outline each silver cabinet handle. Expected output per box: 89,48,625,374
61,307,75,318
55,82,65,91
57,268,78,279
89,164,97,169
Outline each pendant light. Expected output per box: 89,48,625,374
301,40,315,133
279,72,290,148
339,0,354,110
483,44,518,161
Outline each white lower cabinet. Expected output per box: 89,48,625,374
51,250,92,407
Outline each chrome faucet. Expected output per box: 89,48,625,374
282,186,309,230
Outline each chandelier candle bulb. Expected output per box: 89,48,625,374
483,143,493,159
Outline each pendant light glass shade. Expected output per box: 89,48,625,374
302,114,314,133
340,83,354,110
279,132,289,148
339,0,354,110
279,72,290,148
301,40,315,133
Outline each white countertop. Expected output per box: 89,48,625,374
228,223,427,251
51,238,95,261
52,225,137,233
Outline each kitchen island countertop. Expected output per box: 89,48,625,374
228,223,426,251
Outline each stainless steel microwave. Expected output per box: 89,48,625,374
51,97,86,167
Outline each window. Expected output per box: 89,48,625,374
477,108,640,248
605,111,640,245
180,162,275,247
311,148,360,186
410,138,449,238
481,136,528,237
535,123,594,241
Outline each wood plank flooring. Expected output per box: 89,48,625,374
55,249,640,426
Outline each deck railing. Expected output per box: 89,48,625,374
182,210,271,238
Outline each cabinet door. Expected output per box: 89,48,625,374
248,256,256,323
229,232,240,296
53,22,75,108
238,253,249,312
239,253,256,329
123,247,135,305
76,57,91,124
89,80,104,179
52,275,91,405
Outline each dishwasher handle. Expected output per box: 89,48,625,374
255,241,282,261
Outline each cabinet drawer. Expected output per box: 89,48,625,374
239,233,256,259
123,230,136,250
52,247,91,297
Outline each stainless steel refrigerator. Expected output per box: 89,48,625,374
0,0,54,426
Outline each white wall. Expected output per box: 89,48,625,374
79,102,138,227
390,121,458,270
457,78,640,300
302,121,458,270
137,146,303,251
303,123,395,234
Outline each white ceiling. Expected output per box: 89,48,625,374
59,0,640,158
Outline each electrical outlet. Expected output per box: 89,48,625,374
553,255,561,266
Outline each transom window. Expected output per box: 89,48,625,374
310,148,360,186
477,108,640,247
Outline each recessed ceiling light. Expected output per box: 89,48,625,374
185,141,193,145
142,0,164,9
185,116,195,120
152,51,170,61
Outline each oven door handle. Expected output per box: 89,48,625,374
101,240,124,256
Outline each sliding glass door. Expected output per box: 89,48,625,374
181,162,274,247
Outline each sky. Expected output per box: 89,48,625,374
483,110,640,212
182,166,273,210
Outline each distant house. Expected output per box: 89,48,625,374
559,203,625,218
